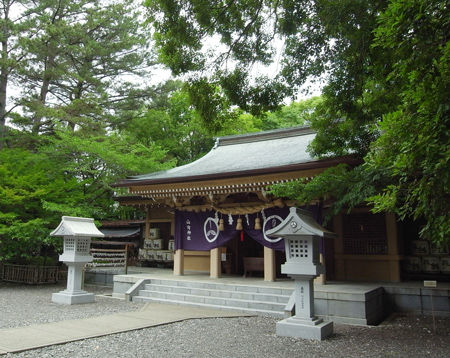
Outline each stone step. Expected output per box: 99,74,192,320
144,283,290,304
114,274,387,325
138,289,287,312
132,295,285,317
146,278,294,296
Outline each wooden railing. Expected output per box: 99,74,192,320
0,263,59,284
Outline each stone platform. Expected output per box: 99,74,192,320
52,290,95,305
112,268,386,325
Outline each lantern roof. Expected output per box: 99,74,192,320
50,216,105,237
266,207,336,238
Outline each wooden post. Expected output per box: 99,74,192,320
264,246,276,282
314,253,325,285
333,214,345,280
144,207,151,241
210,247,221,278
386,212,401,282
124,244,129,274
174,249,184,276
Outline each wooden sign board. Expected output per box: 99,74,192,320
424,280,437,288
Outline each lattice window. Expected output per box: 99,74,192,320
343,213,387,255
76,238,90,253
64,238,75,252
289,239,309,259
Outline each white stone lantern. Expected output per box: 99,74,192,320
266,207,335,340
50,216,104,304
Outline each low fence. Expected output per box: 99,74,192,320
0,263,60,284
0,245,129,285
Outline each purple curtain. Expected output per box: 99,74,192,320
175,205,321,252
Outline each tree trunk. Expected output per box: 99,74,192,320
0,3,10,150
31,55,54,135
0,43,8,150
31,3,63,136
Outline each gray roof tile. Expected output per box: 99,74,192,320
124,126,316,184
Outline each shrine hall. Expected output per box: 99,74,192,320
113,125,435,284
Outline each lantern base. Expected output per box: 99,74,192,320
52,290,95,305
276,316,333,340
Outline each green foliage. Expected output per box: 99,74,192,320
145,0,294,128
0,148,60,261
145,0,390,154
125,81,214,164
0,126,170,262
41,127,171,217
9,0,151,135
365,0,450,244
261,97,322,130
0,1,175,261
146,1,387,128
278,0,449,243
184,78,242,134
270,164,381,224
126,81,266,164
146,0,276,74
147,0,449,243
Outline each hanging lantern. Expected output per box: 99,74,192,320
219,218,225,231
254,217,261,230
236,217,243,230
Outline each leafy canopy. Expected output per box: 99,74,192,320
0,0,172,262
147,0,450,244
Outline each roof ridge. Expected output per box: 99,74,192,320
215,126,314,147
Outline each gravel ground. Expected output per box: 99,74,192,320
0,282,144,329
1,282,449,358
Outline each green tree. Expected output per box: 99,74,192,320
41,128,171,216
147,0,449,243
365,0,450,244
0,147,64,261
0,128,171,262
0,0,37,149
0,1,179,262
261,96,322,130
8,0,152,138
126,80,264,165
125,81,213,164
145,0,388,145
272,0,449,244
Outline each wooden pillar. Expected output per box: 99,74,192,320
314,253,325,285
264,246,276,282
386,212,401,282
210,247,221,278
333,214,345,280
144,207,151,241
174,249,184,276
170,217,175,236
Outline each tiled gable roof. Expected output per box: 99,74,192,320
117,126,316,186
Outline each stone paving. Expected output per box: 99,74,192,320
0,302,248,355
1,282,449,357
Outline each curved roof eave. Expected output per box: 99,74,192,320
113,156,358,187
113,126,359,188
